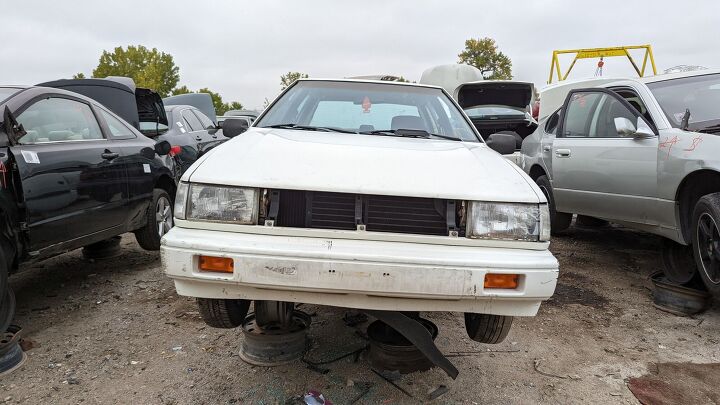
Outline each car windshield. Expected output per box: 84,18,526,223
256,81,479,142
464,106,526,118
0,87,22,103
647,73,720,130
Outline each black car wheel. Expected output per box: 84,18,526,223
197,298,251,328
535,175,572,234
691,193,720,294
135,189,173,251
464,313,513,344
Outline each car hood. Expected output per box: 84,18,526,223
187,128,543,203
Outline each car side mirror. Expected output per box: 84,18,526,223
207,125,220,135
614,117,654,139
222,119,248,138
614,117,636,137
486,133,516,155
154,140,171,156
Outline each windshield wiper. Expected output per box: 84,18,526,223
263,123,356,134
680,109,691,131
360,128,461,141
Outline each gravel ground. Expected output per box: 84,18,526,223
2,223,719,404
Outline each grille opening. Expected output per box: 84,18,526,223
267,189,458,237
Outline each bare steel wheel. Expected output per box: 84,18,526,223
691,193,720,295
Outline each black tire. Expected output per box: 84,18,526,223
135,189,173,251
576,215,609,227
464,313,513,344
661,238,700,285
197,298,251,328
691,193,720,295
535,175,572,235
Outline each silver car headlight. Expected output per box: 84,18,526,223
175,183,259,224
466,202,550,242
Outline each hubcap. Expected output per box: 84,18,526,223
156,196,173,238
696,212,720,284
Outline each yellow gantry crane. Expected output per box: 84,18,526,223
548,45,657,84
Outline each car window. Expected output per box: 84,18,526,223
182,109,203,131
647,73,720,130
544,110,560,135
16,97,103,144
193,109,215,129
100,109,136,139
561,92,603,138
589,95,638,138
309,101,421,130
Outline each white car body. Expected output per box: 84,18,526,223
162,79,558,317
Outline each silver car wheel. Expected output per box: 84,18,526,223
696,212,720,285
156,196,173,238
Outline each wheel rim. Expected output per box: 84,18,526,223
156,196,173,238
696,212,720,284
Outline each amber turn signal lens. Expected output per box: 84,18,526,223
198,255,234,273
484,273,519,289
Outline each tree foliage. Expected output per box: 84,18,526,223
458,38,513,80
280,71,309,90
72,72,86,79
92,45,180,97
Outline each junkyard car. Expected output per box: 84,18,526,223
162,79,558,343
39,78,231,175
521,70,720,294
0,85,178,330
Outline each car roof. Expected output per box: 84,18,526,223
297,78,444,91
639,68,720,83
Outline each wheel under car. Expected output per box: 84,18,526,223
197,298,251,328
691,193,720,295
535,175,572,234
464,313,513,344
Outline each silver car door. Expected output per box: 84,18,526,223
552,89,658,223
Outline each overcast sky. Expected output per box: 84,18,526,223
6,1,719,110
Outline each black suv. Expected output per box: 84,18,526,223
0,85,178,331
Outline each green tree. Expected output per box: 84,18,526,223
92,45,180,97
458,38,513,80
72,72,86,79
280,71,309,90
171,85,192,95
225,101,244,112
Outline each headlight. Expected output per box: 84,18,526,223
466,202,550,242
181,184,259,224
174,182,189,220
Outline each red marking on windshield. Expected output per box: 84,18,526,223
362,96,371,113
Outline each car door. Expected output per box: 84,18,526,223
11,95,129,251
192,108,227,147
551,88,659,223
181,108,214,155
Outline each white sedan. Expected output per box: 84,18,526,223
161,78,558,345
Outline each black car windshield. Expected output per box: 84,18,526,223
256,81,479,142
0,87,22,103
647,73,720,130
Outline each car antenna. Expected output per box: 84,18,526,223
680,108,691,131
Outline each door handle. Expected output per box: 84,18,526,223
543,145,552,152
195,136,203,141
555,148,571,158
101,151,119,160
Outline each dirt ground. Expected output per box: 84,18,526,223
2,223,719,404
